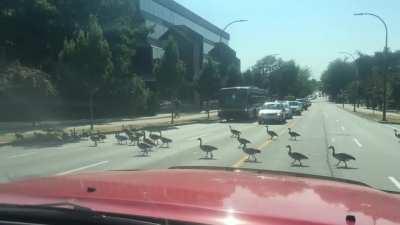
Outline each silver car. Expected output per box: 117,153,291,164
279,101,293,119
258,102,286,124
288,101,302,116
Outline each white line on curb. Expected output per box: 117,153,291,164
353,138,362,148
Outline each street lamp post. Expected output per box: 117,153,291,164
354,12,389,121
219,19,248,43
338,51,359,112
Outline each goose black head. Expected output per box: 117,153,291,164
288,128,291,131
328,145,334,150
197,138,202,141
286,145,291,149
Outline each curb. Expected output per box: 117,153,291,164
339,105,400,125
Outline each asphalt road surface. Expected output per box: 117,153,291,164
1,99,400,193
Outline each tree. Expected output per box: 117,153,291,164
198,58,220,119
155,36,186,123
59,15,113,129
242,55,316,99
0,61,56,122
321,59,356,102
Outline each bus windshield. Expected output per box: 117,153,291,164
219,89,248,108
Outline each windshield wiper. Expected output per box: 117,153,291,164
33,202,93,213
0,202,161,225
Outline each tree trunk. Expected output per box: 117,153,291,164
207,100,210,120
89,93,94,130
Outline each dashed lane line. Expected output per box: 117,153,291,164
8,152,38,159
388,176,400,190
56,161,109,176
353,138,362,148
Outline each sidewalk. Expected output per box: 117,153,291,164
340,104,400,124
0,110,218,145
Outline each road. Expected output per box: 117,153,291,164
1,99,400,193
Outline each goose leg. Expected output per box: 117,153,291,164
247,154,251,161
210,152,213,159
344,161,348,168
336,160,341,166
299,160,302,166
254,155,257,162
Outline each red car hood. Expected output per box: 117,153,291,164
0,169,399,225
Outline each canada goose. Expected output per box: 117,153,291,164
159,130,172,148
328,145,356,168
394,129,400,141
242,146,261,162
266,126,278,140
237,135,251,148
90,135,101,147
15,132,24,141
137,142,152,156
128,134,139,146
142,131,157,147
115,132,128,145
229,125,241,138
286,145,309,166
149,131,161,145
197,138,218,159
288,128,301,140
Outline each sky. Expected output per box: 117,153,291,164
174,0,400,79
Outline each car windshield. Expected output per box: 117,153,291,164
263,104,282,110
1,0,400,210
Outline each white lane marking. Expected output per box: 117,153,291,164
341,126,345,131
8,152,38,159
388,176,400,190
331,137,335,143
56,161,109,176
353,138,362,148
385,125,398,130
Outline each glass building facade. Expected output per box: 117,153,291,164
138,0,230,58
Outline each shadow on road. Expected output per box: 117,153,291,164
198,157,217,160
244,159,262,163
336,166,358,170
291,164,310,168
133,154,150,158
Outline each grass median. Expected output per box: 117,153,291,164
340,105,400,124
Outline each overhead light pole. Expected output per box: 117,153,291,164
219,19,248,43
338,51,359,112
354,12,389,121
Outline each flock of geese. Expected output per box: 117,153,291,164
89,128,172,156
88,123,358,168
227,125,357,168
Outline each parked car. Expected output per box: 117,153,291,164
297,98,311,110
278,100,293,119
288,101,302,115
258,102,286,124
